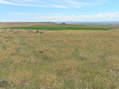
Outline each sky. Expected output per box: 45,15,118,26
0,0,119,22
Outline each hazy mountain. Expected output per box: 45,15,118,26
64,22,119,25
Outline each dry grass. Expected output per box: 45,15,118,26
0,22,55,28
0,29,118,89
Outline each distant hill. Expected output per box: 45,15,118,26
64,22,119,25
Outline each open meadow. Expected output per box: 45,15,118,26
0,23,118,89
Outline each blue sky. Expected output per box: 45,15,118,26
0,0,119,22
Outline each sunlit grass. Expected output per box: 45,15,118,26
7,24,113,30
0,29,118,89
2,23,119,30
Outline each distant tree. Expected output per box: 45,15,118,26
61,22,66,25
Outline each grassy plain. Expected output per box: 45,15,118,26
1,22,119,30
0,23,118,89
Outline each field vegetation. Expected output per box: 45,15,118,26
0,23,118,89
1,22,119,30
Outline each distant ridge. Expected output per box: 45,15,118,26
64,22,119,25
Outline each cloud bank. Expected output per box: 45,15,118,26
33,12,119,21
2,12,119,22
0,0,100,8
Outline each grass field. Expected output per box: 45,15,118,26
0,23,119,89
7,24,112,30
1,22,119,30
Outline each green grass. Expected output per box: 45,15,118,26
0,29,118,89
4,24,118,30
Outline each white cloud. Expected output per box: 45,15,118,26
33,12,119,21
60,0,91,8
2,12,119,22
59,0,103,8
0,0,67,8
0,0,15,4
0,0,101,8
